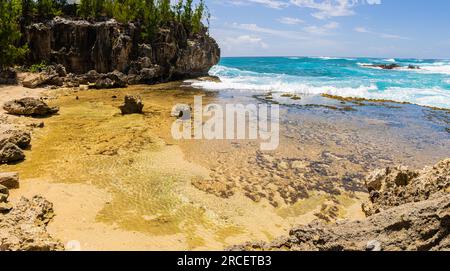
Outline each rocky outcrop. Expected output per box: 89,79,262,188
0,128,33,164
229,159,450,251
25,17,220,87
119,95,144,114
3,97,59,116
362,159,449,216
362,63,420,70
0,195,64,251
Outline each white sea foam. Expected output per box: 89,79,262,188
189,65,450,109
384,58,396,62
314,56,356,61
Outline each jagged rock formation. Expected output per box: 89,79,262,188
0,128,33,164
0,195,64,251
24,17,220,87
362,159,449,216
229,159,450,251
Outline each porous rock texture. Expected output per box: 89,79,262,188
229,159,450,251
0,195,64,251
24,17,220,88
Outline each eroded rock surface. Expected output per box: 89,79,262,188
3,97,59,116
25,17,220,87
229,159,450,251
362,159,450,216
0,196,64,251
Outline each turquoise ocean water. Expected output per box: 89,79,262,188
190,57,450,109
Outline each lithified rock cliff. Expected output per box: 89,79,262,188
24,17,220,87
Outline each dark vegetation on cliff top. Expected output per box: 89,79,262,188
0,0,209,69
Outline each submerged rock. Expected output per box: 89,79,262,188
0,196,64,251
3,97,59,116
119,95,144,115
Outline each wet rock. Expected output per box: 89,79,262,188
119,95,144,115
0,195,64,251
3,97,59,116
0,143,25,163
362,64,401,70
195,76,221,83
0,172,19,189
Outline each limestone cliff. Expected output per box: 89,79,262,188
25,17,220,85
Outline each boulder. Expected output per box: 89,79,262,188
3,97,59,116
0,129,31,149
22,73,48,88
0,172,19,189
119,95,144,115
0,143,25,163
94,77,114,89
0,196,64,251
92,71,127,89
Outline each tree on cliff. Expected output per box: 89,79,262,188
36,0,61,19
0,0,28,69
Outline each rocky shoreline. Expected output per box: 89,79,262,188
229,159,450,251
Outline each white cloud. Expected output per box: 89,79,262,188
278,17,304,25
228,0,289,9
290,0,381,19
303,21,339,35
354,26,409,40
229,22,309,40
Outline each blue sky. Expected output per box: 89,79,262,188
204,0,450,58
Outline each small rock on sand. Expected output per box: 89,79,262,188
119,95,144,115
